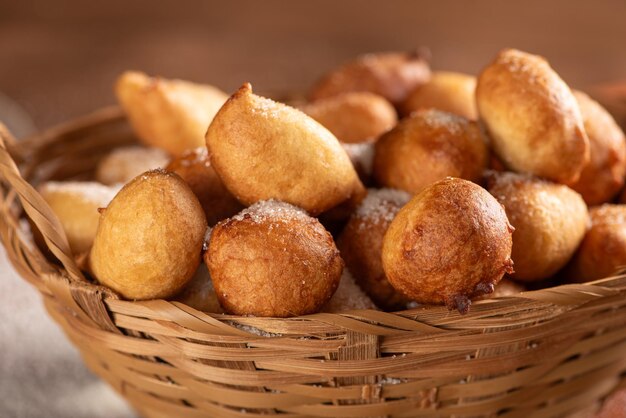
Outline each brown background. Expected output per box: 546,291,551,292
1,0,626,132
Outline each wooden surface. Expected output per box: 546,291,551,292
1,0,626,131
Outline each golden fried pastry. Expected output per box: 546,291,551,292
206,83,363,215
476,49,589,184
341,142,375,185
38,181,121,256
206,200,343,317
402,71,477,119
90,169,207,300
568,91,626,205
173,264,224,313
96,146,170,185
300,92,397,143
321,269,377,312
166,147,243,226
568,205,626,282
382,178,514,313
309,51,431,105
487,171,589,282
337,188,412,310
116,71,228,156
373,109,488,194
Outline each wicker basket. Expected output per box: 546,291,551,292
1,107,626,418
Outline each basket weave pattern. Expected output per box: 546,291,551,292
1,108,625,417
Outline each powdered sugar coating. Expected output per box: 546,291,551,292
342,142,375,176
230,200,310,224
39,181,121,206
322,269,377,312
355,188,411,225
96,146,170,185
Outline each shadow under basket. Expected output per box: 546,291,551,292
1,106,625,418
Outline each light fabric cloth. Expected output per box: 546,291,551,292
0,246,135,418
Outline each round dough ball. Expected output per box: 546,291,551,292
479,278,525,300
300,92,397,143
373,108,488,194
321,269,377,313
96,146,170,185
487,171,589,282
173,264,224,313
476,49,589,184
38,181,121,256
337,188,412,310
309,51,431,105
568,205,626,282
166,147,243,226
116,71,228,156
90,169,207,300
568,91,626,205
402,71,477,119
382,177,514,313
206,200,343,317
206,83,363,215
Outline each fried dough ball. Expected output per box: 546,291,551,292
96,146,170,185
90,169,207,300
206,83,363,215
567,205,626,282
382,178,514,313
341,142,375,185
337,188,412,310
402,71,477,119
476,49,589,184
309,51,431,105
568,91,626,205
37,181,121,256
373,109,488,194
483,278,525,299
206,200,343,317
166,147,243,226
321,270,377,312
116,71,228,156
487,171,589,282
300,92,397,143
173,264,224,313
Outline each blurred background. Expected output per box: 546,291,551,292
1,1,626,417
1,0,626,134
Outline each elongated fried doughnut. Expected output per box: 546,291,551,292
373,108,488,194
383,178,514,313
476,49,589,184
487,171,589,282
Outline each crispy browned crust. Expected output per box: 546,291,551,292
476,49,589,184
205,83,363,215
300,92,397,143
401,71,477,119
569,91,626,205
166,147,243,226
206,201,343,317
337,189,412,310
382,178,514,313
568,204,626,282
487,171,589,282
309,51,431,105
373,109,488,194
90,169,207,300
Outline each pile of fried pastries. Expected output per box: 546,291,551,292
35,48,626,316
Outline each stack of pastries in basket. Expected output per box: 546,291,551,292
35,48,626,317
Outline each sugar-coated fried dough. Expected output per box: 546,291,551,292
568,91,626,205
476,49,589,184
116,71,228,156
487,171,589,282
301,92,397,143
96,146,170,185
173,264,224,313
373,109,488,195
337,188,412,310
90,170,207,300
206,83,363,215
309,51,431,105
206,201,343,317
321,269,377,312
382,178,514,313
402,71,477,119
568,205,626,282
166,147,243,226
